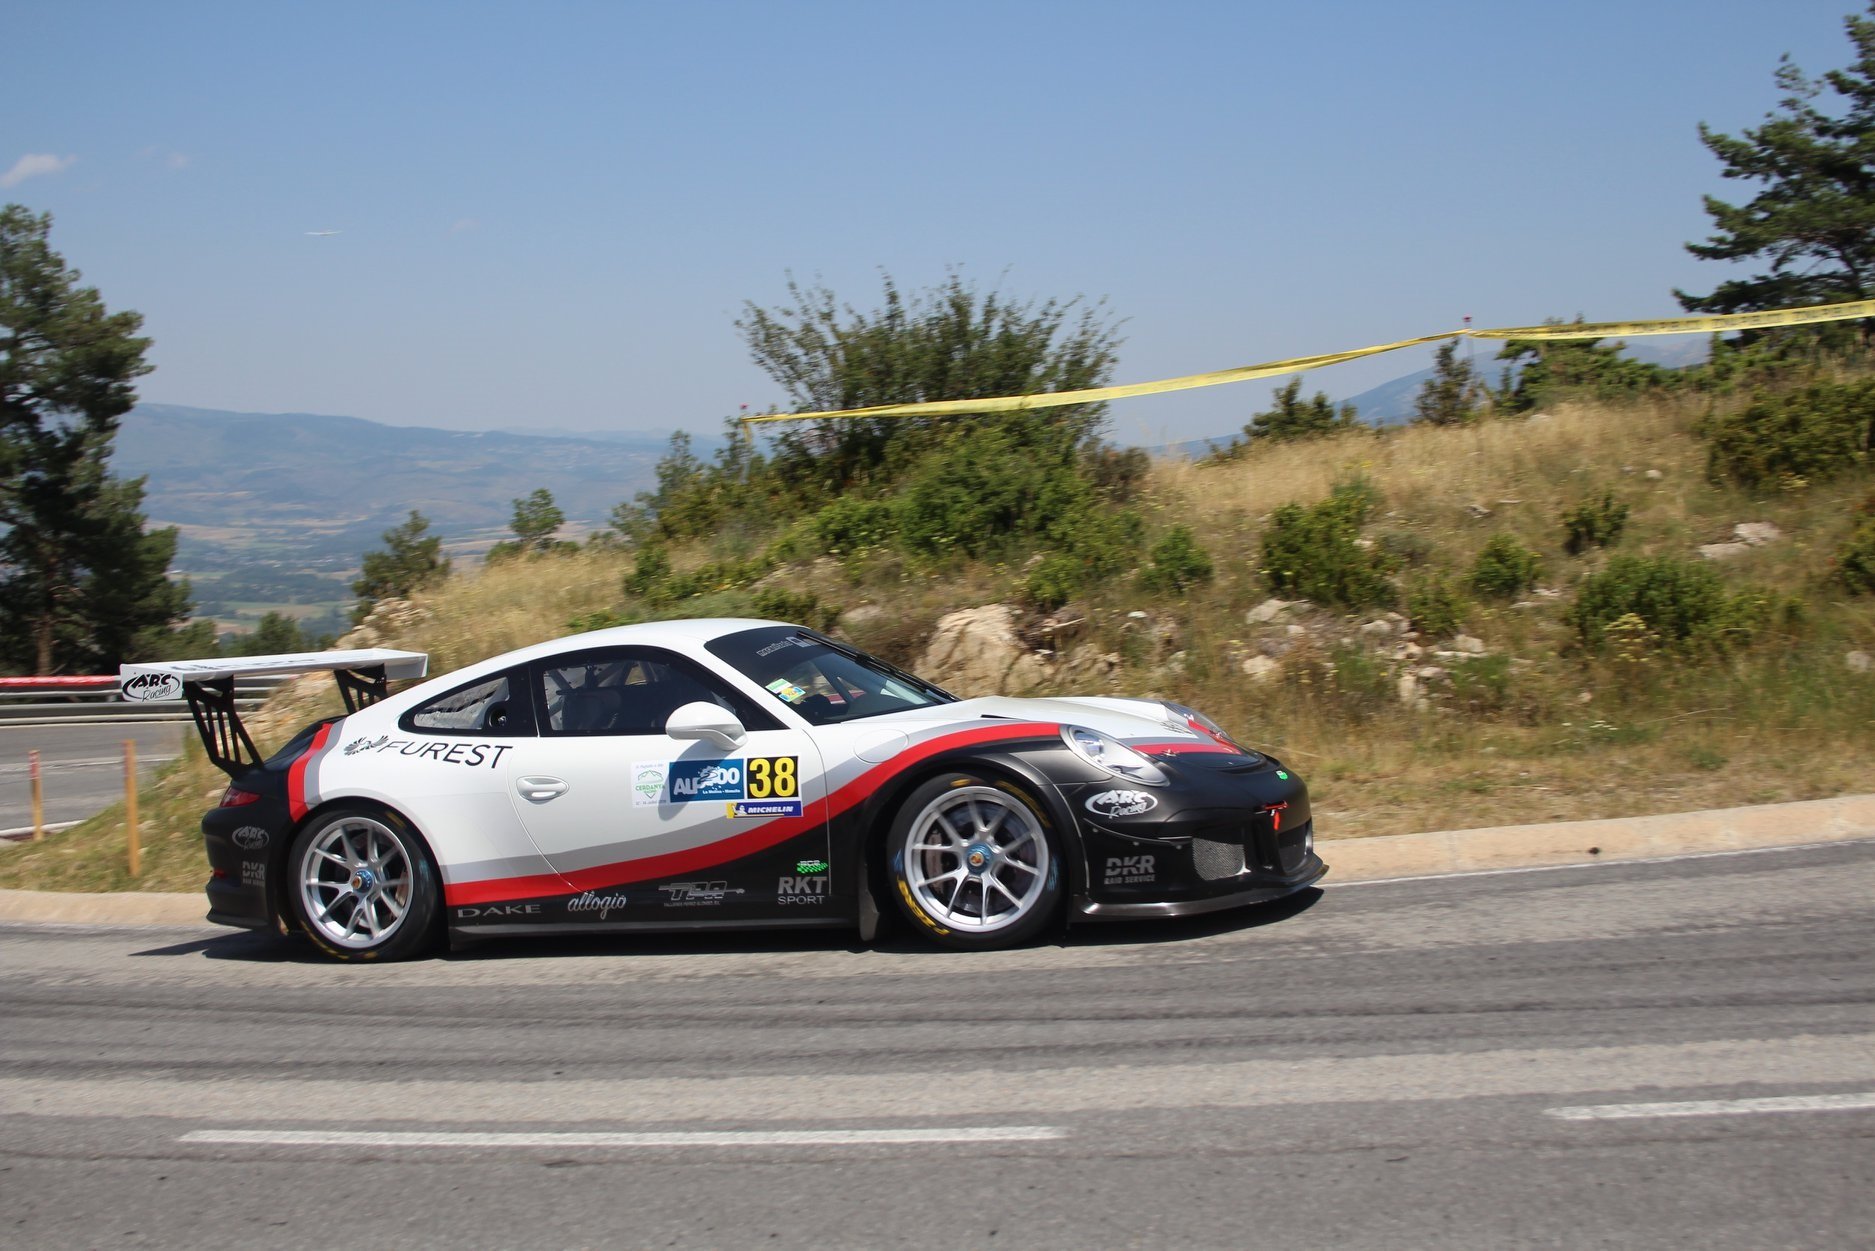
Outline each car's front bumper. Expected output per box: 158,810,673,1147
1063,751,1325,916
1076,848,1326,919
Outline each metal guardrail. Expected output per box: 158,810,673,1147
0,674,291,727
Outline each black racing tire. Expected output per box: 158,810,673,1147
286,805,441,962
884,771,1063,950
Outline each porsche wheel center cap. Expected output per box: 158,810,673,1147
964,843,993,874
350,868,376,893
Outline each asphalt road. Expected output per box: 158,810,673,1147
0,722,185,831
1,840,1870,1250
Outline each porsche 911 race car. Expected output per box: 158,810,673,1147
120,619,1324,961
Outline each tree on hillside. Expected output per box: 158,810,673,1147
1494,320,1675,414
0,204,196,674
352,509,450,622
1677,5,1875,316
1412,340,1488,426
486,488,577,562
1211,377,1358,458
739,272,1122,501
228,611,330,656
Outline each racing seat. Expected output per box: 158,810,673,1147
560,686,625,733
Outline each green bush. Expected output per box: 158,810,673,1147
1140,526,1214,594
1406,573,1468,639
1561,493,1631,555
1449,654,1514,714
1470,533,1544,598
1259,479,1398,610
813,496,899,555
1566,554,1771,653
1026,554,1083,611
1324,644,1394,717
1701,380,1875,491
1375,529,1436,568
567,607,638,633
1025,508,1147,609
750,588,842,631
624,543,671,597
1834,517,1875,594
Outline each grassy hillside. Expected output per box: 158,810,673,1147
6,386,1872,893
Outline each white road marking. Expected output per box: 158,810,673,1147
15,1033,1866,1124
181,1126,1065,1148
1547,1092,1875,1121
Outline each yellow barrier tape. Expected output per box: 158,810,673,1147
1466,297,1875,341
740,296,1875,427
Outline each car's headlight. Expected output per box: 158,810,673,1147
1061,725,1169,786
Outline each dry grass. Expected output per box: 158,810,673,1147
394,546,635,678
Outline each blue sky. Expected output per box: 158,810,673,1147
3,1,1863,446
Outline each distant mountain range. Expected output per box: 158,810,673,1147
113,404,679,596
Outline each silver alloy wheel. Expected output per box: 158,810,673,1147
297,814,414,949
902,785,1050,934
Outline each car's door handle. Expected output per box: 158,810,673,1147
516,775,569,803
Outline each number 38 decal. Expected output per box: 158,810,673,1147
746,756,798,799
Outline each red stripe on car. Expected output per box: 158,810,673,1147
288,723,335,822
443,721,1063,907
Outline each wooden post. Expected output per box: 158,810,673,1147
29,749,44,842
124,739,140,879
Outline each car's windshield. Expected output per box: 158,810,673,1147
706,627,957,725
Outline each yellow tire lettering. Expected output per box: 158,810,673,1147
896,877,949,935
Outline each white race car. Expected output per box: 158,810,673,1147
123,619,1323,961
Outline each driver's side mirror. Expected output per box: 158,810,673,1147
665,701,747,751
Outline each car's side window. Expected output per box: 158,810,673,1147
402,669,535,736
534,648,777,737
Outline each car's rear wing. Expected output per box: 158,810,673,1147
118,649,430,777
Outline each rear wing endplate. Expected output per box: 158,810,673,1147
118,649,430,777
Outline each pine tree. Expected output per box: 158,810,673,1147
352,510,450,622
1678,5,1875,314
1494,320,1673,414
0,205,194,674
1412,340,1487,426
485,488,575,562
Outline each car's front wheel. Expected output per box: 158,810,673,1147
287,806,440,962
886,772,1062,949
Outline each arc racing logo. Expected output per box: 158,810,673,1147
1085,789,1158,818
121,672,182,702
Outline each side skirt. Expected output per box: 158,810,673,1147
448,915,854,942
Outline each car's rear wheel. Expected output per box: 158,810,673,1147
886,772,1062,949
287,806,440,962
